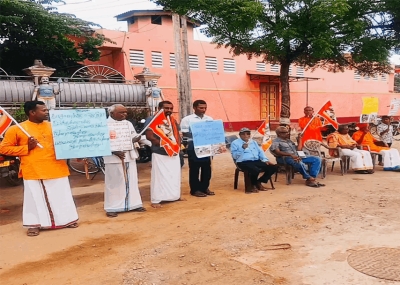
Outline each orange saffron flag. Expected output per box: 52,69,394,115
256,118,272,151
147,110,181,157
0,109,12,136
317,101,339,129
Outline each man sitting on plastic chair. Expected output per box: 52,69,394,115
270,126,325,188
231,128,278,194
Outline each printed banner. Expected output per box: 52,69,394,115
388,98,400,116
360,97,379,123
50,109,111,159
108,121,134,152
190,120,226,158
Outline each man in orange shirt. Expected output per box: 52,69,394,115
298,106,324,149
0,101,78,236
352,123,400,171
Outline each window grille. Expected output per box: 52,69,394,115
223,59,236,73
151,51,163,68
129,50,145,66
206,57,218,72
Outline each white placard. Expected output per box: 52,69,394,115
107,121,133,151
388,98,400,116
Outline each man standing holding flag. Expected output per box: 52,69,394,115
298,106,324,148
0,101,78,236
298,102,339,148
145,101,182,208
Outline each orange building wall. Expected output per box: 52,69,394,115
88,14,397,127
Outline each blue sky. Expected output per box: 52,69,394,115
57,0,400,65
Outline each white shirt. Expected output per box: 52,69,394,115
180,113,213,133
377,123,393,144
103,117,138,164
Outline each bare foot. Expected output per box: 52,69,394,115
178,198,187,201
151,203,162,208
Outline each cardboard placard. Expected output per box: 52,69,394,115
50,109,111,159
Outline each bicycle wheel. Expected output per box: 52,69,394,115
67,158,100,174
91,157,105,174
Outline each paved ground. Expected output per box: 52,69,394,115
0,139,399,285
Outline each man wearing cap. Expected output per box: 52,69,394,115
353,123,400,171
231,128,278,193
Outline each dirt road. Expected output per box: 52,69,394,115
1,143,400,285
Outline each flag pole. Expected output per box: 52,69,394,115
299,101,329,136
0,106,44,148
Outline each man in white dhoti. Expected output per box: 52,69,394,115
0,101,78,236
327,125,374,174
104,104,145,217
145,101,182,208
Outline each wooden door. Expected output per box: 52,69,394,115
260,83,278,120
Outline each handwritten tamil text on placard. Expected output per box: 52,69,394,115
50,109,111,159
190,120,225,146
108,121,133,151
190,120,226,158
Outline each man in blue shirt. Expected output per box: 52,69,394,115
231,128,277,193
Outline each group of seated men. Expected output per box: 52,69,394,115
230,107,400,194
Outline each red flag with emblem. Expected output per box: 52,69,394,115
317,101,339,129
0,109,12,136
147,110,180,157
256,118,273,151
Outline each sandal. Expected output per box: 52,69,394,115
27,228,40,237
256,183,268,191
205,189,215,195
192,191,207,197
306,181,320,188
132,207,146,212
67,222,79,228
316,182,325,187
106,212,118,218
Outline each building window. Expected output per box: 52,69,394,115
206,57,218,72
223,58,236,73
364,75,370,80
270,64,280,73
381,74,387,81
296,66,305,77
151,15,162,25
151,51,163,68
256,62,266,72
169,53,175,69
129,50,144,66
289,65,292,75
372,74,378,81
189,55,199,70
354,71,361,80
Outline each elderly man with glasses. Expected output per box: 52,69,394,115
270,126,325,188
231,127,278,193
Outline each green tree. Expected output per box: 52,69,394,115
154,0,399,119
0,0,108,76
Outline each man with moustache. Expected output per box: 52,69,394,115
145,101,182,208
